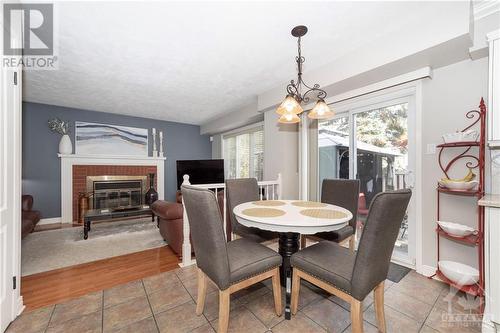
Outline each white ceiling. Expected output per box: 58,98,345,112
24,1,463,125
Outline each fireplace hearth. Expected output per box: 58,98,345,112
86,175,148,210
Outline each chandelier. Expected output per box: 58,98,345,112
277,25,334,124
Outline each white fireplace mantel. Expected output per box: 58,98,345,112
58,154,166,224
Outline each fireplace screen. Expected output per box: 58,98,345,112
86,175,148,210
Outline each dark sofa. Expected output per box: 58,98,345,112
22,195,41,238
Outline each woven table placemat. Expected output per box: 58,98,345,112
291,201,328,208
300,209,348,219
252,200,286,206
242,208,286,218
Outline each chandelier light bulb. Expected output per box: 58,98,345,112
276,94,303,115
278,112,300,124
308,99,335,120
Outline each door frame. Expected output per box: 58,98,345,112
1,4,25,330
317,82,423,270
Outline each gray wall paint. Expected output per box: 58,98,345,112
211,134,222,159
22,102,212,218
421,58,488,269
263,111,299,199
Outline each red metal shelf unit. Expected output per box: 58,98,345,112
437,187,481,196
434,98,486,299
435,270,483,297
436,227,481,246
436,141,480,148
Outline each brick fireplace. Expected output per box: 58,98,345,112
59,154,165,224
72,165,157,222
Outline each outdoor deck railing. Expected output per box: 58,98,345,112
180,173,282,267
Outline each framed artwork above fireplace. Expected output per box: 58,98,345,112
75,121,148,156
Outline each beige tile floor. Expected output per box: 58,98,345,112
7,265,483,333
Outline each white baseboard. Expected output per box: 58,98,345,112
391,257,415,270
15,295,24,316
417,264,437,278
482,314,499,333
481,312,500,333
38,217,62,225
178,259,196,268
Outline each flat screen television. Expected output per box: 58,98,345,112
176,159,224,189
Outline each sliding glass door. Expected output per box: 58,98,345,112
318,94,415,266
319,116,350,181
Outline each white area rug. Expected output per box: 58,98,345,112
21,218,166,276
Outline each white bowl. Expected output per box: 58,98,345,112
437,221,476,237
438,180,478,191
439,261,479,285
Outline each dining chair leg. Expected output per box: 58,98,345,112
271,268,282,316
350,299,364,333
290,270,301,315
218,289,230,333
374,281,386,333
300,235,307,249
196,269,208,315
349,235,355,252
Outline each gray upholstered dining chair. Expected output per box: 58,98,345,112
226,178,278,242
301,179,360,251
181,185,282,333
291,189,412,333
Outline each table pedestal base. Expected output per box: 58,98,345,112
278,232,300,320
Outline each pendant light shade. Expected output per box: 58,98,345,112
276,94,303,115
308,99,334,120
278,112,300,124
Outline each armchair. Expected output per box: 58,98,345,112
151,190,225,257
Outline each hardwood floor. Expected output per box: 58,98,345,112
21,246,180,311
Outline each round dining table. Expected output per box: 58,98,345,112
233,199,352,319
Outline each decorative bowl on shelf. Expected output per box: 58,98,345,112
438,261,479,285
438,180,478,191
442,130,478,144
437,221,476,237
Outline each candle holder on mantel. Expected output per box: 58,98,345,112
159,131,164,157
152,128,158,157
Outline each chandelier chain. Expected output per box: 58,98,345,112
286,31,327,104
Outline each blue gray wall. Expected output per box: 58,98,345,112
22,102,212,218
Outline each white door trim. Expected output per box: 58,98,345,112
321,67,432,107
414,81,424,274
0,4,25,329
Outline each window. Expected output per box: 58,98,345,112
223,125,264,180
